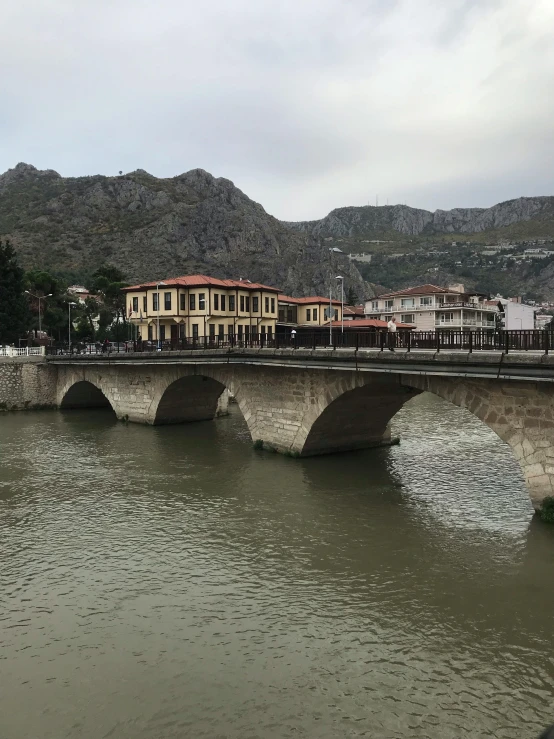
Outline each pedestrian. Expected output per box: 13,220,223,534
387,317,397,352
291,328,297,347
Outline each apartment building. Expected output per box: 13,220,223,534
278,296,342,326
123,275,280,342
364,284,497,331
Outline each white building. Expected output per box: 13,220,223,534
494,299,536,330
365,284,498,331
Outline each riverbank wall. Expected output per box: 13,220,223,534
0,357,57,411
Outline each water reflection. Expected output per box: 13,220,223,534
1,394,553,739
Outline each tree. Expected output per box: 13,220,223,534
24,269,68,341
0,239,30,343
345,286,358,305
87,265,129,329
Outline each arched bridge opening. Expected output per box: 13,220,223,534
60,380,114,413
154,375,230,425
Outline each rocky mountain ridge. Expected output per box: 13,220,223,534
0,163,366,298
285,197,554,239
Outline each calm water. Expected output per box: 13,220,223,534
1,394,554,739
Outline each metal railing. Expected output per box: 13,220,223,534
44,329,554,356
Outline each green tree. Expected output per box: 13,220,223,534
0,239,30,343
87,265,128,328
345,286,358,305
24,270,68,341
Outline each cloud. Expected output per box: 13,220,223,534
1,0,553,219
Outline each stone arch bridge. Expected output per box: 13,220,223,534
46,347,554,511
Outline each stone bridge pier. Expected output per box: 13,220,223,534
54,363,554,511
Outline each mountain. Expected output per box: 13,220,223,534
285,197,554,241
285,199,554,301
0,163,366,298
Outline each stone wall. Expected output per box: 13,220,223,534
0,358,57,411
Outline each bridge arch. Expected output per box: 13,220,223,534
153,375,230,425
59,380,114,412
296,373,554,510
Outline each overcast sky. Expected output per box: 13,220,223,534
2,0,554,220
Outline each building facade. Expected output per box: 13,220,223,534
123,275,280,342
364,284,498,331
278,296,342,327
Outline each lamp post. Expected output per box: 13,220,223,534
68,302,77,352
328,248,343,346
336,275,344,335
25,291,52,336
156,281,167,349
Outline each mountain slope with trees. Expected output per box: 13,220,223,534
0,163,366,299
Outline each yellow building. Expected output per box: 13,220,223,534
278,295,342,327
123,275,280,342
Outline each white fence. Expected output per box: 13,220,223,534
0,346,45,357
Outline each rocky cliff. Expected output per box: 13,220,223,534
285,197,554,240
0,163,366,298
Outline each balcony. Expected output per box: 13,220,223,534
435,320,496,328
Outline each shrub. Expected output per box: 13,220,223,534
539,496,554,524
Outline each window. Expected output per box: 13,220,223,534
401,298,415,308
229,295,235,311
152,293,159,311
228,324,233,337
221,295,226,311
132,297,138,312
384,314,393,321
244,325,250,338
209,324,215,337
385,300,393,310
439,312,454,323
189,294,196,310
252,297,259,312
199,293,206,310
271,298,275,313
240,295,245,312
245,297,250,312
192,323,199,338
306,309,311,321
401,314,415,324
371,300,379,310
179,324,186,338
143,296,147,312
313,309,318,322
159,325,166,340
334,309,338,321
180,293,186,310
218,324,224,338
420,297,432,306
214,294,219,310
265,297,269,313
148,325,153,340
164,292,171,310
238,325,243,338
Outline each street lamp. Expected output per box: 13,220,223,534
68,302,77,352
336,275,344,335
25,291,52,336
156,281,167,349
328,248,343,346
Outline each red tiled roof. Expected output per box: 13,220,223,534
343,305,365,316
377,284,461,298
323,319,414,328
123,274,280,293
279,294,342,305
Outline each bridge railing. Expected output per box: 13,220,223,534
45,329,554,356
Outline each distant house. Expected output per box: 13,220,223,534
343,305,365,320
278,295,342,326
364,284,497,331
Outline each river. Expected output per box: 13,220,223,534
1,393,553,739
